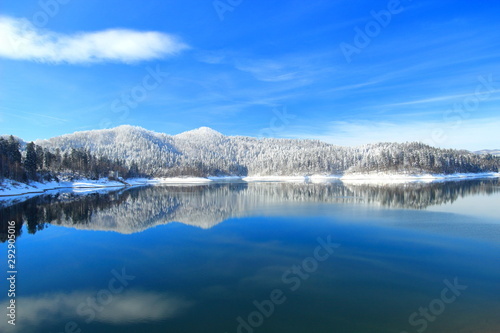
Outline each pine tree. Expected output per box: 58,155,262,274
25,142,38,180
35,145,44,170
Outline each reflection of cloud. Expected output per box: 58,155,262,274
90,291,192,324
0,290,192,331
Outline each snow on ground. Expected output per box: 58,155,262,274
207,176,243,181
339,172,500,184
1,172,499,199
241,172,500,183
309,175,342,182
0,177,149,197
148,177,214,184
242,176,307,182
0,179,62,197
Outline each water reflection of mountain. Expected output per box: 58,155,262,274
343,179,500,209
1,179,499,239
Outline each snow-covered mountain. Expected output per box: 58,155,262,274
35,125,500,177
475,149,500,156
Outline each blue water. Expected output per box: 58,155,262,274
1,180,499,332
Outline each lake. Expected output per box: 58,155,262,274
1,178,499,333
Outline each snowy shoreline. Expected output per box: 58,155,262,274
242,172,500,183
0,178,150,198
1,172,499,198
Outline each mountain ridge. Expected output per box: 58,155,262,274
24,124,500,178
474,149,500,156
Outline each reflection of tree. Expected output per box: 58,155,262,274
343,178,500,209
0,189,131,241
0,203,25,242
1,178,499,241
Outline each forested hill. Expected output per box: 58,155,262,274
36,125,500,176
475,149,500,156
1,125,499,182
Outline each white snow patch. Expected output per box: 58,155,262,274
340,172,500,184
0,177,148,197
147,177,213,184
207,176,243,181
309,175,342,183
0,179,61,197
242,176,307,182
1,172,498,199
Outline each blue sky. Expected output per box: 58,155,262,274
1,0,499,150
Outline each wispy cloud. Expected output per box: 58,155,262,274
382,90,500,107
195,50,228,65
17,110,69,122
323,80,383,93
235,59,300,82
282,117,500,150
199,49,336,84
0,16,189,64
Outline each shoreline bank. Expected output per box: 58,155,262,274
1,172,499,198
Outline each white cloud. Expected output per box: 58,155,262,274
235,59,299,82
382,91,500,107
0,16,189,64
195,50,227,65
0,290,193,331
283,117,500,151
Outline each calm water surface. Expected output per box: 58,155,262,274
1,179,499,333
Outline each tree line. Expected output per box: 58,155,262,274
2,125,500,184
0,136,142,183
2,178,499,241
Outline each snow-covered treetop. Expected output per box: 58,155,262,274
175,126,224,140
27,125,500,177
